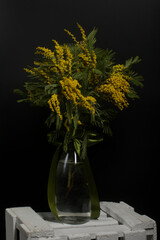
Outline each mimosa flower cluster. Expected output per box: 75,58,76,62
97,64,131,110
15,24,143,158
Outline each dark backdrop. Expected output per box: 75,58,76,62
1,0,160,239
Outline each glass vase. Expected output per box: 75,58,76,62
48,143,100,224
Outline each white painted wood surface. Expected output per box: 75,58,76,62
100,201,157,240
5,202,157,240
5,207,54,240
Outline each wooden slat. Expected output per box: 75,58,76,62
38,238,55,240
10,207,55,238
53,224,130,238
119,202,155,229
100,201,151,230
42,216,118,228
19,224,29,240
124,229,146,240
5,209,17,240
68,233,91,240
96,231,119,240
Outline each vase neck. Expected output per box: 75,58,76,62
61,142,80,164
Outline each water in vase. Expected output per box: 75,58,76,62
55,150,91,224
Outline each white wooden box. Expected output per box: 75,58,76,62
5,201,157,240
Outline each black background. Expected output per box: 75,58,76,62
0,0,160,239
